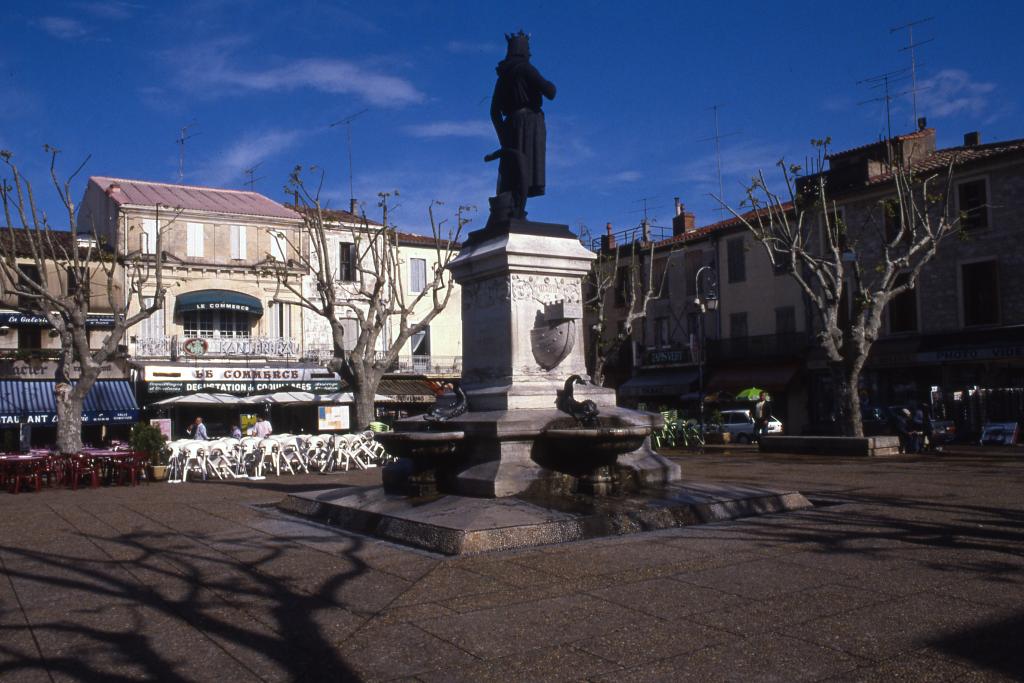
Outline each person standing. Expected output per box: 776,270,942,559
752,391,770,442
254,415,273,439
230,424,242,439
194,417,209,441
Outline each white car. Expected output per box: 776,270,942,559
716,409,783,443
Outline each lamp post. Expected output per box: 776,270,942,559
694,265,719,438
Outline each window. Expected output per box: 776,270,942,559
139,296,164,338
961,260,998,326
67,269,89,299
18,326,41,351
142,219,157,255
339,318,358,351
771,249,790,276
957,179,989,231
409,258,427,294
729,312,748,339
17,265,41,308
230,225,247,260
883,199,905,244
411,326,430,356
183,311,249,337
186,222,204,258
775,306,796,335
888,273,917,333
614,266,629,305
684,251,703,296
270,231,287,262
267,302,292,338
654,316,670,348
727,237,745,283
338,242,355,282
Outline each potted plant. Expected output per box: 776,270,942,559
704,410,730,444
130,422,169,482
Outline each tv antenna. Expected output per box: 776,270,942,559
329,108,369,212
696,104,740,216
857,67,914,145
176,121,200,183
243,162,265,191
891,17,934,125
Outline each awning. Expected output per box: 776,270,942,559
151,392,243,406
174,290,263,317
0,380,139,425
617,369,700,398
249,391,318,405
705,363,799,393
375,378,442,404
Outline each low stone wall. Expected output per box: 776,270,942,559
759,435,901,457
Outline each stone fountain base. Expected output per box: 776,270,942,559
278,481,812,556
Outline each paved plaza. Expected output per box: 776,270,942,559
1,449,1022,682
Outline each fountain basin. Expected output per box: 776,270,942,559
376,430,465,497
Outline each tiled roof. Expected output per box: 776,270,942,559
89,177,301,220
0,227,94,257
656,203,794,248
866,138,1024,185
395,231,461,248
827,128,935,158
287,204,383,227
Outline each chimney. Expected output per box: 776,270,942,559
105,183,121,197
350,197,359,214
963,131,981,147
600,222,616,251
671,201,696,236
641,218,651,243
917,116,927,131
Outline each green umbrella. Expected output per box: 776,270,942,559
736,387,765,401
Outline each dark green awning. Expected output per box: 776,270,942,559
174,290,263,317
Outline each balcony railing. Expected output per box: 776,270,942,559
706,332,813,362
134,335,301,359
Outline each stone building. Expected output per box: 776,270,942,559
77,177,340,438
595,124,1024,437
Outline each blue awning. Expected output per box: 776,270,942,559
0,380,139,425
174,290,263,317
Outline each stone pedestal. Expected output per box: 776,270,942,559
449,220,617,412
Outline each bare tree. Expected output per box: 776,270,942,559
262,167,468,429
718,138,960,436
0,148,169,454
583,232,670,387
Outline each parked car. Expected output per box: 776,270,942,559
715,409,784,443
862,405,956,448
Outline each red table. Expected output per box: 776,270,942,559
0,454,48,493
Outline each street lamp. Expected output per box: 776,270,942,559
694,265,719,439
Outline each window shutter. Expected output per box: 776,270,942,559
142,219,157,254
272,231,286,261
230,226,239,259
187,222,204,257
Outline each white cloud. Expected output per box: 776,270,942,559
166,40,424,108
195,129,305,188
609,170,642,183
36,16,90,40
75,1,138,20
404,120,493,138
918,69,997,119
446,40,499,55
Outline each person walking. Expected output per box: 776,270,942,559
752,392,770,443
254,415,273,439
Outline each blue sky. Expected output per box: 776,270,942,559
2,1,1021,239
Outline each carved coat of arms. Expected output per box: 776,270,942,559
530,300,582,371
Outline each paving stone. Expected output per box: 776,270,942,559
337,621,479,680
671,555,835,600
587,577,747,620
417,643,620,682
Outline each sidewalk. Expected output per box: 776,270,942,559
1,452,1021,681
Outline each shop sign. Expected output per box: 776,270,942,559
917,345,1024,363
0,410,138,425
145,379,342,395
0,312,116,328
182,338,208,357
0,360,126,380
144,365,335,382
642,349,691,366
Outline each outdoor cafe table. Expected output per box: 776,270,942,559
0,454,48,493
79,449,132,483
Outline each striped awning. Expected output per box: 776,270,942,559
0,380,139,425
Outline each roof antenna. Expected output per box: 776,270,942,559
176,121,200,183
857,67,914,154
329,108,369,212
243,162,265,191
696,104,740,217
891,17,934,127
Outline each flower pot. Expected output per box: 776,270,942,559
147,465,169,482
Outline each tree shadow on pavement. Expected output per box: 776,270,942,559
929,611,1024,679
0,525,375,681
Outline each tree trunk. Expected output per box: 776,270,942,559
350,374,380,430
828,362,864,438
55,384,85,455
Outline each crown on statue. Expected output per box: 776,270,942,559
504,30,530,52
